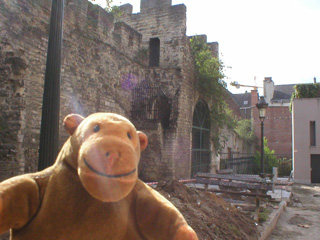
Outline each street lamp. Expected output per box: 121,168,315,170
256,96,268,174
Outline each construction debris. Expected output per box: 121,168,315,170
157,180,259,240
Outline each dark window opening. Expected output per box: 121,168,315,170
131,80,172,129
311,154,320,183
149,38,160,67
310,121,316,146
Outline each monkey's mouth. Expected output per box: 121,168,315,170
83,158,136,178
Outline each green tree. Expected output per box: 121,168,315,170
253,137,278,174
234,119,256,144
277,157,292,176
190,36,255,152
190,36,226,96
290,83,320,111
91,0,122,20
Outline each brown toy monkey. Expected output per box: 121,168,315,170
0,113,198,240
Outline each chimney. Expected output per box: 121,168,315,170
251,89,258,106
263,77,274,104
314,77,317,84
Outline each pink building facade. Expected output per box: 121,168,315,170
292,98,320,183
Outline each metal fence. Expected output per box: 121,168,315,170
220,153,255,175
220,152,292,177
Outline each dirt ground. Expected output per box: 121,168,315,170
268,183,320,240
157,180,259,240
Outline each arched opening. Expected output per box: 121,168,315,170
131,80,171,129
149,37,160,67
191,101,211,177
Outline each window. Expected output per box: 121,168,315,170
191,101,211,177
310,121,316,146
149,38,160,67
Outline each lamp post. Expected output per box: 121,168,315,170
256,96,268,174
38,0,65,170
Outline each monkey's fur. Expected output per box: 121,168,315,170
0,113,198,240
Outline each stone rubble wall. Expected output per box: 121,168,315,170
120,0,197,181
0,0,184,183
121,2,187,69
0,0,251,196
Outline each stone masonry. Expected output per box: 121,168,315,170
0,0,198,183
0,0,251,184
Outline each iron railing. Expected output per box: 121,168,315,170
220,152,292,177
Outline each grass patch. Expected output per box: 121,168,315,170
259,208,271,223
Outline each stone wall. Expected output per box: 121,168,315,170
0,0,149,181
0,0,192,185
120,0,196,180
121,1,187,69
0,42,27,181
0,0,251,190
0,0,52,181
173,39,196,179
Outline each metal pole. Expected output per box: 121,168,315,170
261,121,264,174
38,0,65,170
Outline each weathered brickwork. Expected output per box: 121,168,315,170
0,0,251,190
265,107,292,155
121,1,187,69
254,106,292,155
0,0,186,183
0,43,27,180
252,90,292,155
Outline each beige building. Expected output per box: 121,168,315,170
292,98,320,183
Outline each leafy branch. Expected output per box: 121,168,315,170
190,36,255,151
91,0,123,20
290,83,320,111
190,36,227,151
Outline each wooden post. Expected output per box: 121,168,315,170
272,167,278,193
254,197,261,222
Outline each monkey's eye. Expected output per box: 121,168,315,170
93,125,100,132
127,132,132,140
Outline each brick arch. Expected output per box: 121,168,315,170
191,100,211,176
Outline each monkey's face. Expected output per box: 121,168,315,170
63,113,148,202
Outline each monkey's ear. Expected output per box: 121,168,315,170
137,131,148,152
63,114,85,135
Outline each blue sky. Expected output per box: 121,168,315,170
92,0,320,93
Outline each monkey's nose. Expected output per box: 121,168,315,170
106,151,120,160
